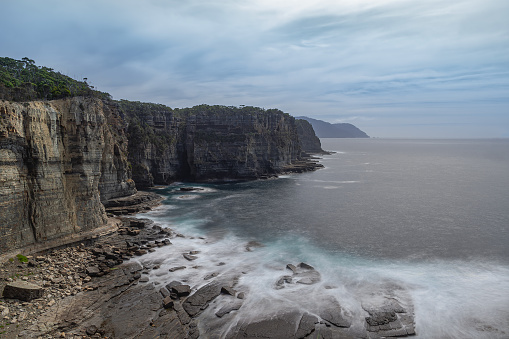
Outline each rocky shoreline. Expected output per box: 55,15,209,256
1,191,416,339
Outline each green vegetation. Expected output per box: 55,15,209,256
175,104,286,118
16,254,28,263
0,57,111,101
119,100,179,155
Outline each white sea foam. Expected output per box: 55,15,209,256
173,194,200,200
309,179,360,184
133,219,509,338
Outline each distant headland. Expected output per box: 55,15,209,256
297,116,369,138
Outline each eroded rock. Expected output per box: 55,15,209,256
183,282,222,317
2,281,44,301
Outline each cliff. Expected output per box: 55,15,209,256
295,119,324,153
0,97,135,252
120,102,307,187
0,57,325,255
296,116,369,138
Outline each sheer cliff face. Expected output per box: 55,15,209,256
188,110,301,181
0,98,135,252
122,103,303,186
295,119,323,153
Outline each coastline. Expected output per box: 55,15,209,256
1,184,416,339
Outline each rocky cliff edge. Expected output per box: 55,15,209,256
0,97,135,253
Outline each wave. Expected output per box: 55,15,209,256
132,217,509,338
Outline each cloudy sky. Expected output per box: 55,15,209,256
2,0,508,137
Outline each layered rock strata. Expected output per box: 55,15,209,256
121,102,319,187
0,98,135,253
295,118,324,153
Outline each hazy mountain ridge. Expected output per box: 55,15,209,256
297,116,369,138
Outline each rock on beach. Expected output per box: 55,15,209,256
2,281,44,301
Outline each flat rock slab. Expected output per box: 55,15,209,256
278,262,321,288
221,286,237,296
183,282,222,317
20,261,190,338
2,281,44,301
183,253,198,261
307,324,361,339
215,299,243,318
318,298,352,328
169,266,186,272
362,297,415,337
171,284,191,297
228,312,318,339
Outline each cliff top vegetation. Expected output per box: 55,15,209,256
175,104,289,118
0,57,110,102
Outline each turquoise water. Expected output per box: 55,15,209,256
139,139,509,338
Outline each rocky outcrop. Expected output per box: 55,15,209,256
2,281,44,301
0,97,135,253
295,119,324,153
121,102,315,187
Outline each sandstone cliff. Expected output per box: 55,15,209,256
120,102,307,187
295,119,324,153
0,97,135,252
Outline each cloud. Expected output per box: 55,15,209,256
1,0,508,137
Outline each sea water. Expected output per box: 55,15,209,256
138,139,509,338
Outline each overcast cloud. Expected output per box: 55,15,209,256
2,0,508,137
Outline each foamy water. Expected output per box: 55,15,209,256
134,139,509,338
134,212,509,338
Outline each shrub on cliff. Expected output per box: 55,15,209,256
0,57,110,101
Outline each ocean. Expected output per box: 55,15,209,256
138,138,509,338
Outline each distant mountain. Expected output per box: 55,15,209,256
296,116,369,138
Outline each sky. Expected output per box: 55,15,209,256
1,0,508,138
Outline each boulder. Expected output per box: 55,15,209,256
365,311,397,326
245,241,264,252
2,281,44,301
286,264,298,273
170,284,191,297
183,282,222,317
296,313,319,338
362,297,415,336
276,275,293,288
165,281,182,291
298,262,315,270
163,296,174,309
215,300,243,318
220,286,237,296
204,272,219,280
183,254,198,261
231,312,305,338
168,266,186,272
159,287,170,298
86,266,101,277
318,298,351,328
86,325,98,336
179,187,204,192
